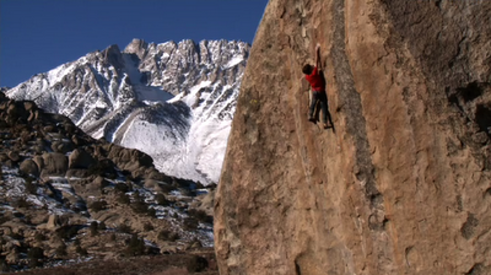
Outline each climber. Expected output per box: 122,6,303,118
302,44,330,129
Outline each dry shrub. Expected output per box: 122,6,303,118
123,234,145,257
155,193,170,206
90,221,98,236
158,230,179,242
118,223,132,234
118,193,131,204
151,267,189,275
89,200,107,212
143,223,154,231
115,182,129,193
13,197,30,208
186,255,208,273
75,245,88,256
188,209,213,224
183,217,199,230
27,247,44,268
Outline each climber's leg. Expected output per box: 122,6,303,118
319,93,330,128
308,92,319,122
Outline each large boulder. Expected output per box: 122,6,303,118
5,250,20,265
145,168,172,182
68,148,96,169
51,140,74,154
84,176,109,196
40,152,68,177
19,159,39,177
41,215,61,231
22,100,36,111
6,101,27,120
214,0,491,274
32,155,44,171
0,153,8,162
107,145,153,170
7,151,20,162
144,178,159,189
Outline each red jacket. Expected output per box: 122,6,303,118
305,67,325,92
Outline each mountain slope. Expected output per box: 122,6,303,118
7,39,250,184
0,92,215,271
214,0,491,274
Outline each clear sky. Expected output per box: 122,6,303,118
0,0,268,88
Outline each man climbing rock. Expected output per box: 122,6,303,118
302,44,330,129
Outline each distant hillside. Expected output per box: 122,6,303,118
0,92,215,271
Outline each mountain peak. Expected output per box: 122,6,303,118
7,38,250,185
101,44,123,67
103,43,121,53
124,38,149,59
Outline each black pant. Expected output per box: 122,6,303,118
309,91,328,124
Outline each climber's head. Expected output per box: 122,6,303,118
302,64,313,75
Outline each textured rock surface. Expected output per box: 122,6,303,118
0,92,216,271
214,0,491,274
68,148,96,169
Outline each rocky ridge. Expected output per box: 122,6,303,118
0,92,215,271
214,0,491,274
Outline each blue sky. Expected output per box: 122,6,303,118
0,0,268,88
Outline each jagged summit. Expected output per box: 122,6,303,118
7,39,250,184
124,38,150,58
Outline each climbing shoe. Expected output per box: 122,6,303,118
323,123,330,129
308,117,316,123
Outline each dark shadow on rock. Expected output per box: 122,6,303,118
476,104,491,137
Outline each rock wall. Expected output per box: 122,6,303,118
214,0,491,274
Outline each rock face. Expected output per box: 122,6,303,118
214,0,491,274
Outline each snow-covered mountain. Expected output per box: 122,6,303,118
6,39,250,184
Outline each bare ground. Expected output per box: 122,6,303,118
3,249,218,275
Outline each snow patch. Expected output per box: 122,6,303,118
134,85,174,103
223,56,244,69
46,63,76,85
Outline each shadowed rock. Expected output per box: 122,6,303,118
41,152,68,177
69,148,97,169
19,159,39,177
